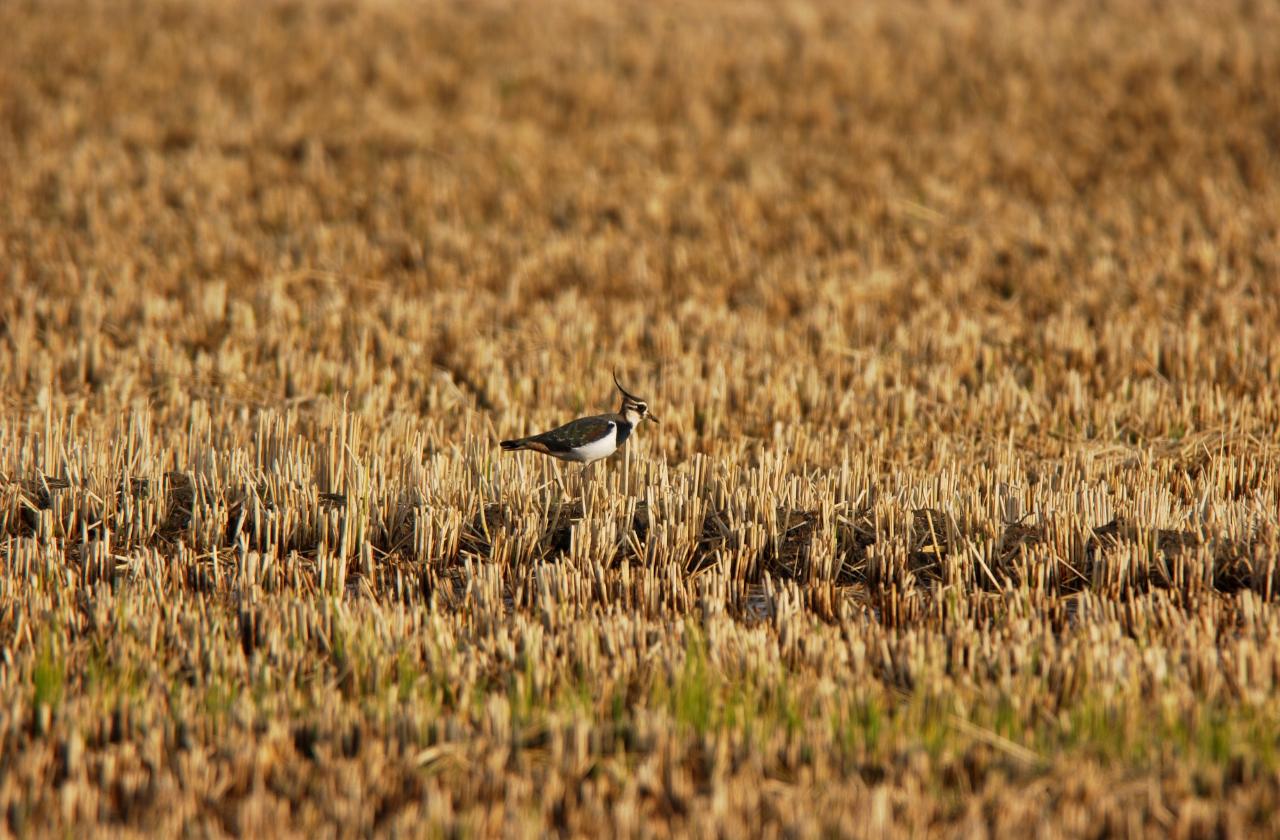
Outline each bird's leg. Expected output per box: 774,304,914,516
551,460,571,502
578,461,595,511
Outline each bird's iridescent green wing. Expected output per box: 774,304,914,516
527,416,615,453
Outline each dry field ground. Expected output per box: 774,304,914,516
2,0,1280,836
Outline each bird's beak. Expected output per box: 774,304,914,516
646,414,660,424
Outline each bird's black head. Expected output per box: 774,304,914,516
614,371,659,425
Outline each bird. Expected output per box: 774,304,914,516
500,373,658,466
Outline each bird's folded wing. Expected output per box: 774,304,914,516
528,417,614,452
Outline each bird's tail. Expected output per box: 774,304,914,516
499,438,525,451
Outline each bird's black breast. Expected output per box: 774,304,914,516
614,421,633,446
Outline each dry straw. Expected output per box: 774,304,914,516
1,0,1279,835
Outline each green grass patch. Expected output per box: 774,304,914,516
32,633,65,711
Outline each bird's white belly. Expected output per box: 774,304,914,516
559,425,618,463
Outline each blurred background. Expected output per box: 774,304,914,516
3,0,1277,444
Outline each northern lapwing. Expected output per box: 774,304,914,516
500,373,658,466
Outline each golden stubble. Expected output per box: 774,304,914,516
1,0,1279,835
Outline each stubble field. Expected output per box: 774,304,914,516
2,0,1280,836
